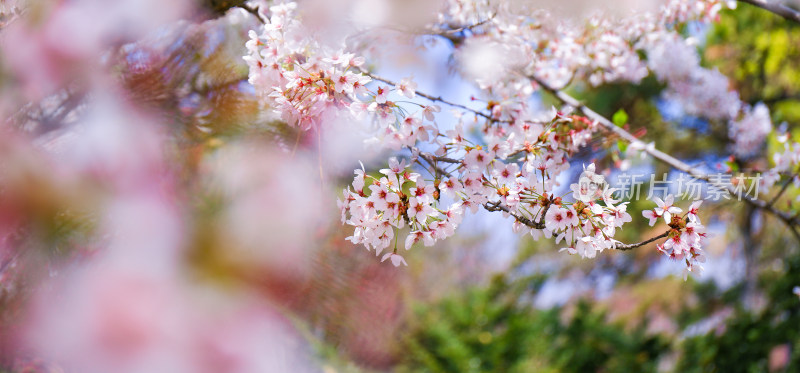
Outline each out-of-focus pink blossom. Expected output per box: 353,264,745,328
206,142,322,277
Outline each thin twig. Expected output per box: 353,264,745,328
435,15,496,36
767,175,794,209
484,201,547,229
358,68,495,121
417,153,450,177
418,151,461,164
615,231,670,251
790,225,800,245
241,4,268,24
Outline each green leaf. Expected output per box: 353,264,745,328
725,160,739,172
612,109,628,127
617,140,628,153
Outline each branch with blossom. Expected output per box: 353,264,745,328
530,76,800,231
241,0,800,278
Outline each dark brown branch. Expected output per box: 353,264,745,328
738,0,800,24
199,0,248,16
434,15,495,36
418,151,461,164
240,4,268,24
417,152,450,177
484,201,547,230
790,225,800,244
767,175,794,209
615,231,670,251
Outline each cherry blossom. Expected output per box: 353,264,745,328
9,0,800,371
238,0,792,277
653,194,682,222
729,102,772,158
381,252,408,267
397,77,418,99
643,209,662,227
686,200,703,223
644,196,708,275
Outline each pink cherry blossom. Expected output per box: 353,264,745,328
381,252,408,267
687,200,703,223
653,194,682,222
397,77,417,98
375,86,389,104
642,209,662,227
422,105,441,121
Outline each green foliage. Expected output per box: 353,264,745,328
612,109,628,128
398,275,556,373
396,5,800,373
398,274,669,373
398,249,800,373
705,4,800,123
676,253,800,372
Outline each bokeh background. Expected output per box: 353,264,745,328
0,0,799,372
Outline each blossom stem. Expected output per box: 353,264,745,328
615,231,670,251
358,68,496,121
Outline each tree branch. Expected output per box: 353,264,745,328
199,0,248,16
767,175,794,209
243,11,728,252
240,4,268,24
417,151,461,165
484,200,547,230
738,0,800,24
417,152,452,177
615,231,670,251
414,149,552,231
529,75,800,228
358,68,495,121
433,15,495,37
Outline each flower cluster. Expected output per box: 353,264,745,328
244,1,444,155
761,135,800,191
340,109,614,265
442,0,766,160
660,0,738,24
645,32,741,121
643,195,708,277
244,2,371,130
729,102,772,158
240,0,787,277
338,158,464,267
556,164,634,258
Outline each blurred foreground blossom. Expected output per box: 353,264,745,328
23,252,317,373
1,0,800,371
0,1,331,370
205,142,324,277
0,0,190,101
